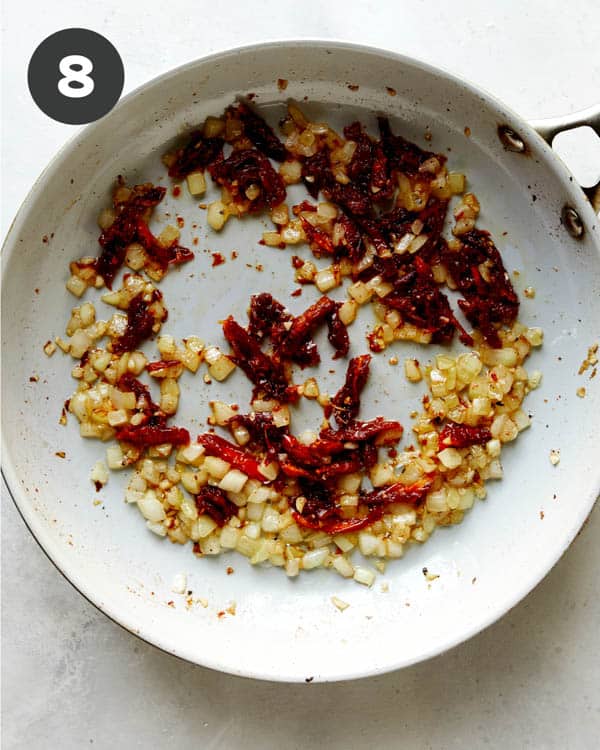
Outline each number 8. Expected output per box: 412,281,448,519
58,55,95,99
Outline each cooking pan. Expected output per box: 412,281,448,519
2,41,599,682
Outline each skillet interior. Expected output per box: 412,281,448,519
2,41,599,682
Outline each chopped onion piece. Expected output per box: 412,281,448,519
353,566,375,587
219,469,249,494
171,572,187,594
331,596,350,611
186,171,207,197
138,490,166,522
302,547,329,570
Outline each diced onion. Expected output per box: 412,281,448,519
106,445,125,470
246,502,264,522
281,220,305,245
448,172,466,194
171,573,187,595
219,469,249,494
196,515,218,538
208,354,236,382
348,281,372,304
203,456,230,480
66,275,87,297
353,566,375,587
358,532,379,556
426,489,448,512
177,443,205,465
332,557,354,578
146,521,167,537
207,200,229,231
404,358,422,383
90,461,109,486
438,448,463,469
315,266,340,293
138,490,166,522
262,231,283,247
370,463,394,487
220,525,240,549
302,547,329,570
524,328,544,347
186,171,207,197
210,400,237,426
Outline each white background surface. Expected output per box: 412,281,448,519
1,1,599,747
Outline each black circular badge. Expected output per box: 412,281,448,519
28,28,124,125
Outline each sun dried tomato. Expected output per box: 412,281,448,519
294,476,336,511
281,417,403,486
195,485,238,526
344,121,374,189
145,359,181,373
168,245,195,265
302,149,331,199
324,182,371,217
292,200,317,215
360,442,379,470
228,412,287,458
97,185,164,288
247,293,322,367
381,256,472,345
355,216,392,256
293,512,379,534
98,184,193,288
134,219,194,271
292,478,432,533
300,217,336,255
331,354,371,427
376,205,416,241
418,197,447,229
115,373,191,446
326,303,350,359
335,213,363,261
119,184,166,210
232,102,286,161
293,339,322,368
321,417,403,445
168,133,224,179
370,142,394,199
377,117,445,175
443,229,519,347
209,148,286,211
344,122,394,200
117,373,158,413
280,462,314,479
281,433,346,466
276,296,337,361
362,478,433,505
115,424,190,446
247,292,291,342
112,291,162,355
439,422,492,448
225,296,347,400
222,316,294,402
315,454,363,479
197,433,267,481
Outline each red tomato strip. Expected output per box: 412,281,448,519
197,433,267,481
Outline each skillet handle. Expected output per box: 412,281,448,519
530,104,600,205
529,103,600,143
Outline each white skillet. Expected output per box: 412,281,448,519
2,41,599,682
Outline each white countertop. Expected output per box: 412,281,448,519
2,1,599,747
